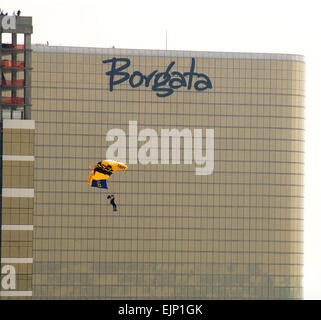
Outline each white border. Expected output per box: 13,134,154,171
1,258,33,263
3,119,35,130
2,155,35,161
2,188,34,198
0,291,32,297
1,225,34,231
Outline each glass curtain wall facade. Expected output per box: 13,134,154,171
31,46,304,299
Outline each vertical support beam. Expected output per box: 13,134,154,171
0,119,2,271
11,33,17,119
11,33,17,94
0,32,2,117
24,33,31,120
0,35,2,230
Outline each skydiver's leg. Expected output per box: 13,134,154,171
110,197,117,212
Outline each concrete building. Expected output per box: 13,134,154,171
1,16,305,299
1,15,34,299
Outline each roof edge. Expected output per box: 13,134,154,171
31,44,305,62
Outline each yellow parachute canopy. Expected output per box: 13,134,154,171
88,160,128,189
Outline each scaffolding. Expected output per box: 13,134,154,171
0,16,32,120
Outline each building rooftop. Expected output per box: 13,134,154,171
31,44,304,61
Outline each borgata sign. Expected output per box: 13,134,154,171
102,57,213,97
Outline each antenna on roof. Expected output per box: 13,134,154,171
165,30,168,50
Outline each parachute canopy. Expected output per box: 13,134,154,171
88,160,128,189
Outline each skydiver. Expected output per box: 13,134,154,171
88,160,128,209
107,195,117,212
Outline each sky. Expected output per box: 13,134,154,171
2,0,321,299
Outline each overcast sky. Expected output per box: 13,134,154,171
2,0,321,299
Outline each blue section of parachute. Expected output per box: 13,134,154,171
91,179,108,189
